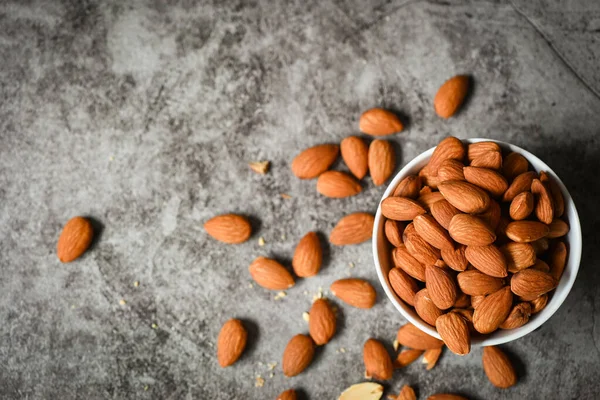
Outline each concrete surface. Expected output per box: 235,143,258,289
1,0,599,399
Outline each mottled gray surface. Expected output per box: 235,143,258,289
1,0,599,399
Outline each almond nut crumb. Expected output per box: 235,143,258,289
133,281,139,287
303,290,309,295
267,362,277,371
258,237,266,246
393,339,399,351
340,347,346,353
249,161,270,175
280,193,292,199
151,323,158,329
119,299,126,306
348,262,355,268
273,291,287,300
302,312,310,322
269,373,274,378
248,282,254,288
255,376,265,387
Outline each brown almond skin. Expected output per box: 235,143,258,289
414,288,443,326
359,108,403,136
431,199,461,230
549,241,568,280
477,199,501,230
501,242,536,273
414,214,454,250
393,245,427,282
532,259,550,272
503,152,529,181
57,216,94,262
309,298,336,345
454,291,471,308
509,191,534,220
428,137,466,175
441,245,468,271
389,267,420,306
292,232,322,278
471,151,502,170
457,270,505,296
438,159,465,182
434,77,470,119
330,278,376,309
502,171,537,202
249,257,295,290
395,349,424,368
436,312,471,355
341,136,369,179
505,221,549,243
291,144,339,179
473,287,513,334
419,164,440,189
511,269,558,301
425,265,457,310
438,180,490,214
467,142,501,161
540,171,565,217
530,294,548,314
482,346,517,388
531,179,554,224
381,197,427,221
369,139,396,186
396,323,444,350
500,302,532,329
471,295,486,309
404,231,441,266
317,171,362,198
363,339,393,380
465,245,508,278
547,219,569,239
330,213,374,245
448,214,496,246
204,214,252,245
277,389,297,400
393,175,422,198
463,166,509,197
282,334,315,377
385,219,405,247
217,319,247,367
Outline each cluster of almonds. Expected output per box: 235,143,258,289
382,136,569,358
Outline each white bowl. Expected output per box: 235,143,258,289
372,138,582,346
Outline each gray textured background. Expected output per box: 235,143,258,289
1,0,599,399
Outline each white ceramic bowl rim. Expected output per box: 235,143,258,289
372,138,582,347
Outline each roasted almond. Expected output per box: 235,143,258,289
473,287,513,334
363,338,393,380
511,269,557,301
317,171,362,198
425,265,457,310
470,150,502,170
309,298,336,345
291,144,339,179
431,200,461,231
477,199,501,231
499,302,531,330
330,213,374,245
395,349,424,368
277,389,297,400
434,76,470,119
417,191,445,212
463,167,508,197
341,136,369,179
282,334,315,377
482,346,517,388
249,257,295,290
369,139,396,186
382,197,427,221
217,319,247,367
457,270,505,296
389,267,420,306
502,152,529,181
423,347,443,370
393,175,422,198
448,214,496,246
438,180,490,213
427,136,466,175
501,242,536,273
414,288,443,326
385,219,405,247
339,382,384,400
436,312,471,355
404,231,441,266
467,142,501,161
502,171,536,202
438,159,465,182
509,191,534,220
396,323,444,350
540,171,565,217
505,221,549,243
331,278,376,309
204,214,251,244
530,294,548,314
547,219,569,238
531,179,554,224
292,231,322,278
465,245,507,278
549,241,567,280
360,108,403,136
393,245,426,281
57,216,94,263
414,214,454,250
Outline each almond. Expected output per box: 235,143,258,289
464,245,507,277
418,191,445,212
540,171,565,217
249,257,295,290
471,295,485,309
359,108,403,136
57,216,94,263
501,242,536,273
389,267,420,306
436,312,470,355
425,265,457,310
547,219,569,238
331,278,376,309
395,349,424,368
330,213,374,245
457,270,504,296
470,151,502,170
382,197,427,221
291,144,339,179
282,334,315,377
531,237,550,255
531,179,554,224
423,347,443,370
509,191,533,220
292,231,322,278
404,231,441,266
482,346,517,388
369,139,396,186
217,319,247,367
438,180,490,213
309,298,336,345
549,241,567,280
502,171,536,202
463,167,508,197
427,395,468,400
396,323,444,350
438,159,465,182
477,199,501,230
363,339,393,380
434,77,470,119
414,214,454,250
505,221,549,243
277,389,297,400
499,302,531,330
385,219,405,247
467,142,501,161
392,245,426,281
448,214,496,246
503,152,529,181
204,214,252,245
530,294,548,314
393,385,417,400
317,171,362,198
431,200,461,230
339,383,384,400
341,136,369,179
427,137,466,175
454,291,471,308
414,288,443,326
419,164,440,189
532,259,550,272
473,287,513,334
393,175,422,198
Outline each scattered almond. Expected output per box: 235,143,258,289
392,385,417,400
249,257,295,290
369,139,396,186
204,214,252,244
309,298,336,345
448,214,496,246
436,312,471,355
434,76,470,119
341,136,369,179
389,267,420,306
330,278,377,309
423,347,443,370
277,389,297,400
217,319,247,367
509,191,534,220
381,197,427,221
291,144,339,179
317,171,362,198
473,287,513,334
360,108,403,136
363,339,393,380
57,216,94,263
396,323,444,350
292,232,322,278
438,180,490,213
282,334,315,377
338,382,384,400
393,175,422,198
482,346,517,388
330,213,374,245
395,349,424,368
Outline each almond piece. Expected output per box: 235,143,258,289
360,108,403,136
277,389,297,400
330,213,374,245
436,312,470,355
531,237,550,255
309,298,336,345
531,179,554,224
393,245,427,282
331,278,376,309
369,139,396,186
454,291,471,308
393,385,417,400
509,191,534,220
434,77,470,119
393,175,422,198
482,346,517,388
532,259,550,272
363,339,393,380
423,347,443,370
204,214,252,245
382,197,427,221
463,167,508,197
292,231,322,278
282,334,315,377
467,142,501,161
389,267,420,306
441,245,468,272
505,221,549,243
502,171,536,202
404,231,441,266
471,295,485,309
339,382,384,400
341,136,369,179
56,216,94,263
501,242,536,273
425,265,457,310
431,200,461,230
470,151,502,170
438,180,490,213
317,171,362,198
396,323,444,350
427,137,466,175
419,164,440,189
438,159,465,182
249,160,270,174
477,199,501,230
291,144,339,179
217,319,247,367
465,245,507,278
502,152,529,181
547,219,569,239
540,171,565,217
414,288,443,326
395,349,424,368
530,294,549,314
249,257,295,290
417,191,445,212
499,302,531,330
457,270,505,296
385,219,405,247
414,214,454,250
448,214,496,246
473,287,513,334
549,241,567,280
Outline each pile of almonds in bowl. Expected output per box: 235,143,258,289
375,136,581,355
